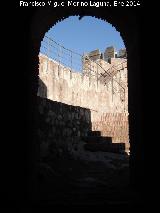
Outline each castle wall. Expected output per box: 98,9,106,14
92,112,129,143
38,54,129,144
38,54,127,114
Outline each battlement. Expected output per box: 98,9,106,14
84,47,127,64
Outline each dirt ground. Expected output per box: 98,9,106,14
33,152,143,206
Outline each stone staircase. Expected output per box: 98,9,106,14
81,131,127,154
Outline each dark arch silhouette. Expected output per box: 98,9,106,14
6,5,143,206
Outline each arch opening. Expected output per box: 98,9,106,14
30,7,143,204
35,15,132,204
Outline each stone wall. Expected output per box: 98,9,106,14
92,112,129,143
37,96,92,158
38,54,127,113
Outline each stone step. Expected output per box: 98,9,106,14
88,131,101,136
81,136,112,144
84,142,125,153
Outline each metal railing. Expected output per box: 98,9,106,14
83,55,126,104
40,35,83,72
40,35,127,108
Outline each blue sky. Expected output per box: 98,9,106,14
43,16,125,55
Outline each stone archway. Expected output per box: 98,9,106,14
30,6,143,200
